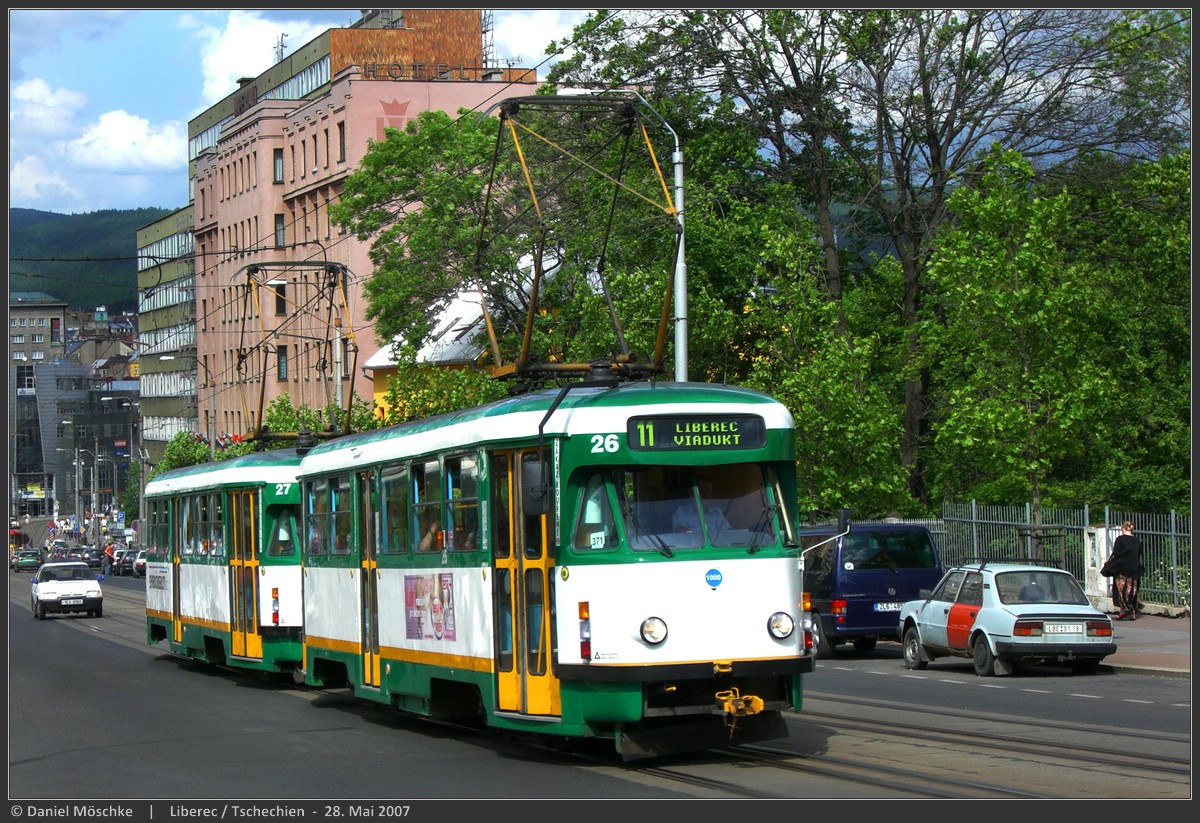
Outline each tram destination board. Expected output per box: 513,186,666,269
628,413,766,451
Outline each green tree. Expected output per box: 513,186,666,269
1054,152,1191,510
549,9,1190,505
148,432,214,479
924,149,1117,513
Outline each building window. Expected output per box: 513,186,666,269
11,335,24,344
31,334,44,343
277,346,288,380
31,351,44,360
324,128,330,167
274,283,286,315
337,122,346,162
274,214,286,248
273,148,284,183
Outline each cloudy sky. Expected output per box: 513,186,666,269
8,8,592,215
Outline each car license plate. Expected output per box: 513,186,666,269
1044,622,1082,634
61,598,83,606
874,602,902,612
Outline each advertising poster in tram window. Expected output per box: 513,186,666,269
404,573,456,641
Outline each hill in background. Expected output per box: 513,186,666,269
9,207,174,312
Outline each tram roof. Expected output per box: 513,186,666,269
298,380,793,476
145,448,304,496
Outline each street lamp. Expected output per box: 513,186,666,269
54,446,80,530
101,396,144,528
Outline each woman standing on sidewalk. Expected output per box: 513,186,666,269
1108,521,1143,620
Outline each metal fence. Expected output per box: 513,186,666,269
869,502,1191,611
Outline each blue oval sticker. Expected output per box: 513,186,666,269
705,568,723,588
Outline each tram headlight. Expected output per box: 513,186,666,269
640,616,668,645
767,611,795,639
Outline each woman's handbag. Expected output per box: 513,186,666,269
1100,557,1117,577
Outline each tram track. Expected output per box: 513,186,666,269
14,574,1190,799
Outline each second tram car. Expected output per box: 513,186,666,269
144,449,304,673
145,379,816,759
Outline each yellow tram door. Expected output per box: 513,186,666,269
358,470,381,688
492,450,561,717
229,490,262,659
171,516,183,644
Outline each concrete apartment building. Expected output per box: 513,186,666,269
142,8,536,456
9,294,136,533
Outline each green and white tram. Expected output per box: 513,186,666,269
296,380,813,758
144,449,305,673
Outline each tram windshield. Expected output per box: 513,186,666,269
608,463,783,552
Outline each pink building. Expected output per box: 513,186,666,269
188,10,537,443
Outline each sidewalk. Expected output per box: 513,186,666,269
1103,611,1191,679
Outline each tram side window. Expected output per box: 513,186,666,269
147,499,168,558
446,454,480,552
414,460,443,553
204,492,224,556
306,479,329,555
380,465,409,554
490,454,512,560
181,496,197,556
330,475,352,554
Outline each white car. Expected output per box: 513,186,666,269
30,561,104,619
898,562,1115,676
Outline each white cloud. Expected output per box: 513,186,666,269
10,78,88,137
9,155,80,206
66,111,188,173
190,10,334,108
492,9,592,67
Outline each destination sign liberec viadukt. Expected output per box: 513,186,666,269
627,415,767,451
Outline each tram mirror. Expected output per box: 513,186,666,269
522,461,548,516
837,508,852,535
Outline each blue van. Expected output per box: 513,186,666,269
801,522,943,658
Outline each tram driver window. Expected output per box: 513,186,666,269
267,508,299,557
573,471,616,550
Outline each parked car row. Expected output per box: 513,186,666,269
108,546,144,578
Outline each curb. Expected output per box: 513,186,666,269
1103,663,1190,680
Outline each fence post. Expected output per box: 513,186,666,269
970,499,979,562
1169,510,1179,607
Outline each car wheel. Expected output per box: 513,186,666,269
33,600,44,620
813,614,835,660
971,635,996,677
94,606,103,619
853,637,878,653
902,626,928,670
1070,659,1100,675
